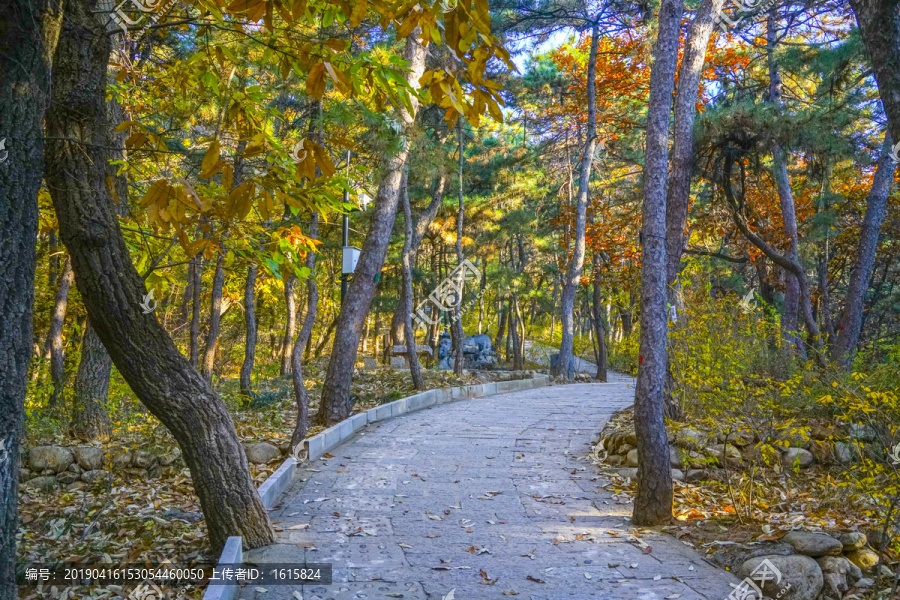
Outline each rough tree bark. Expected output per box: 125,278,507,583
452,122,466,375
849,0,900,145
281,274,297,377
44,0,274,553
400,169,426,389
555,21,599,380
240,264,258,396
591,249,608,381
290,213,318,448
832,138,896,368
0,0,62,593
318,31,426,425
48,255,75,407
632,0,683,526
69,322,112,439
201,252,225,382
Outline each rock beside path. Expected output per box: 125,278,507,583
738,555,823,600
244,442,281,464
29,446,73,473
782,531,843,557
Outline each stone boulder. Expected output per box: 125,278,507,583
158,448,181,466
705,443,742,464
674,427,707,450
845,548,879,573
244,442,281,464
849,423,876,442
625,448,639,468
23,475,58,492
782,447,814,469
810,425,835,440
738,555,823,600
73,446,104,471
782,531,842,557
838,532,867,551
808,441,835,465
57,471,80,485
132,449,157,468
29,446,74,473
834,442,853,463
602,467,638,479
81,469,112,483
714,541,795,572
816,556,862,583
462,334,497,370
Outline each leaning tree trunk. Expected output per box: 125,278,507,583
281,274,297,377
201,252,225,383
44,0,274,553
48,255,75,407
69,322,111,440
452,122,466,375
591,250,608,382
318,31,426,425
633,0,683,527
832,138,896,368
0,0,61,594
849,0,900,145
240,264,258,396
555,22,600,380
400,169,426,389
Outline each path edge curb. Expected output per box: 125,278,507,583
202,374,548,600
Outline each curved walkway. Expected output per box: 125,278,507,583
245,375,739,599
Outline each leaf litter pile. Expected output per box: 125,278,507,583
18,364,521,600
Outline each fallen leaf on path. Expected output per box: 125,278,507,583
526,575,545,583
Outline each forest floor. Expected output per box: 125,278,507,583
17,361,545,600
245,377,739,600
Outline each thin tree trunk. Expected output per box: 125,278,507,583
281,274,297,376
69,322,111,439
240,264,258,396
633,0,683,526
452,122,466,375
318,32,426,425
291,214,319,448
314,317,337,357
48,255,75,407
555,22,600,380
0,0,61,592
592,251,608,382
45,0,274,553
400,168,426,389
495,302,508,360
832,138,896,367
189,255,202,366
201,252,225,382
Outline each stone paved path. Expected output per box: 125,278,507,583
243,375,739,600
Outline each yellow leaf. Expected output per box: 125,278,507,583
200,140,221,179
306,63,326,98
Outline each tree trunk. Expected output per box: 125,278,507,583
281,274,297,377
591,251,608,382
202,252,225,382
400,169,426,389
495,302,508,360
240,264,258,396
849,0,900,145
0,0,61,593
633,0,683,527
832,138,896,368
189,255,202,366
314,317,337,357
555,22,600,380
291,213,319,448
318,32,426,425
69,322,111,439
48,255,75,407
44,0,274,553
452,122,466,375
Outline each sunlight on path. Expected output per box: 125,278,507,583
242,376,739,599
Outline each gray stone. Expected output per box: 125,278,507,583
81,469,111,483
782,447,814,469
617,443,634,455
158,448,181,466
849,423,877,441
820,571,847,600
111,451,132,466
816,556,861,583
625,448,639,467
436,332,453,370
669,446,684,468
389,356,407,369
782,531,842,557
715,542,796,571
363,358,378,369
132,449,157,468
244,442,281,464
685,469,706,482
73,445,104,470
462,334,496,369
706,443,742,463
57,471,80,485
738,555,823,600
845,548,879,573
834,442,853,463
838,532,866,551
603,467,638,479
855,578,874,588
675,427,707,449
23,475,58,492
68,462,82,474
66,481,87,492
671,469,684,481
28,446,73,473
18,468,29,482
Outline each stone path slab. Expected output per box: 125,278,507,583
242,375,740,599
